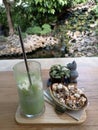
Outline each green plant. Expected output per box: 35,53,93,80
26,24,52,35
41,24,52,35
1,0,91,34
26,26,42,35
0,6,7,27
72,0,87,6
91,4,98,18
49,64,70,79
12,0,76,32
33,0,68,14
11,0,70,31
95,0,98,3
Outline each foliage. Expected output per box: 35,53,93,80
0,6,7,27
11,4,32,32
21,0,68,14
41,24,52,35
0,0,93,34
26,24,52,35
49,64,70,79
1,0,74,32
91,4,98,18
21,0,71,28
72,0,87,6
95,0,98,3
26,26,41,35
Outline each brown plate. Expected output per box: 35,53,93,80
49,84,88,111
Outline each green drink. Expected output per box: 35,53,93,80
13,61,45,118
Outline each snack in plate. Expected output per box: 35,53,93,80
49,83,88,111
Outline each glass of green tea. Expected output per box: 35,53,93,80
13,61,45,118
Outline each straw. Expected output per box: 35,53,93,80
17,26,32,86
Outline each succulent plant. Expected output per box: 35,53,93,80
49,64,70,79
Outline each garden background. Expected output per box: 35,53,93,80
0,0,98,59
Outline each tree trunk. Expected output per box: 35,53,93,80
3,0,14,35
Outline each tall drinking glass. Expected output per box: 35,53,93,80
13,61,45,118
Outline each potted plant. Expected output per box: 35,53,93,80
49,64,70,84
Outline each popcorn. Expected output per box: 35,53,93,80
59,98,65,104
57,83,63,89
52,83,58,91
68,84,75,90
51,83,87,110
74,93,80,98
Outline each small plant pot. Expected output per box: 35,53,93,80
50,76,69,85
50,77,63,83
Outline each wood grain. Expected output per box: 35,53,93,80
0,60,98,130
15,102,86,125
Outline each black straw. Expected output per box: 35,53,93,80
17,26,32,86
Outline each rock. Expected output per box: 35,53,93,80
67,28,98,57
69,49,74,54
86,52,93,56
0,45,6,50
86,46,92,50
70,39,76,43
91,32,96,37
73,31,81,39
65,54,69,57
0,34,58,56
90,23,97,28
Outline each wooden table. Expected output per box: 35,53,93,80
0,58,98,130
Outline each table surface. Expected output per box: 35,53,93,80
0,57,98,130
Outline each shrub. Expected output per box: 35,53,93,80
72,0,88,6
0,6,7,27
26,24,52,35
91,4,98,18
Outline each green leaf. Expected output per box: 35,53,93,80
42,24,51,29
26,26,42,34
50,9,55,14
49,64,70,78
41,24,52,34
